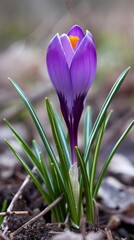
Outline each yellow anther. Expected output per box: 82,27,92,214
69,35,79,49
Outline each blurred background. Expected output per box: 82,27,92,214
0,0,134,179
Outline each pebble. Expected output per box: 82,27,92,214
118,228,128,238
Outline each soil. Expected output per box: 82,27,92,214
0,167,134,240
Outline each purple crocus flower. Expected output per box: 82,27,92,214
46,25,97,163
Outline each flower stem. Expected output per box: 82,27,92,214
68,117,78,164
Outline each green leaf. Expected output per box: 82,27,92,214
8,78,64,185
8,79,56,165
84,106,92,178
4,119,41,169
77,180,83,223
84,106,92,155
0,200,7,225
46,98,71,169
4,119,54,188
32,140,54,193
31,141,65,222
32,140,41,160
39,152,54,194
50,163,65,222
105,109,113,128
84,67,130,164
75,147,93,222
90,113,107,195
5,139,50,202
94,120,134,198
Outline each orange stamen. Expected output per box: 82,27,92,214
69,35,79,49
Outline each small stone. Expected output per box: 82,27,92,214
118,228,128,238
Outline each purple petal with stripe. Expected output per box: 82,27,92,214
70,34,97,99
86,30,95,43
60,34,74,67
46,34,73,109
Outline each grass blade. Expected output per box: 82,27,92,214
0,200,7,225
50,163,66,221
46,98,71,169
94,120,134,198
4,119,41,170
5,139,50,202
33,141,65,221
84,106,92,155
84,106,92,178
8,78,64,185
32,140,53,190
8,80,56,166
90,113,106,195
75,147,93,222
84,67,130,164
4,119,54,186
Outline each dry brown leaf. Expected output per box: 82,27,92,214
53,230,105,240
99,176,134,224
108,154,134,184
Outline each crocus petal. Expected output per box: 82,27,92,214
60,34,74,67
86,30,95,43
46,34,73,107
67,25,85,49
68,25,85,40
70,35,97,99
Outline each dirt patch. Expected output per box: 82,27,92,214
0,170,134,240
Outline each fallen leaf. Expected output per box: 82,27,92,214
99,176,134,225
108,153,134,184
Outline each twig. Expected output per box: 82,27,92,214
10,194,64,238
80,216,86,240
0,233,10,240
0,211,29,216
64,213,69,225
2,167,36,235
48,231,63,235
105,228,114,240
